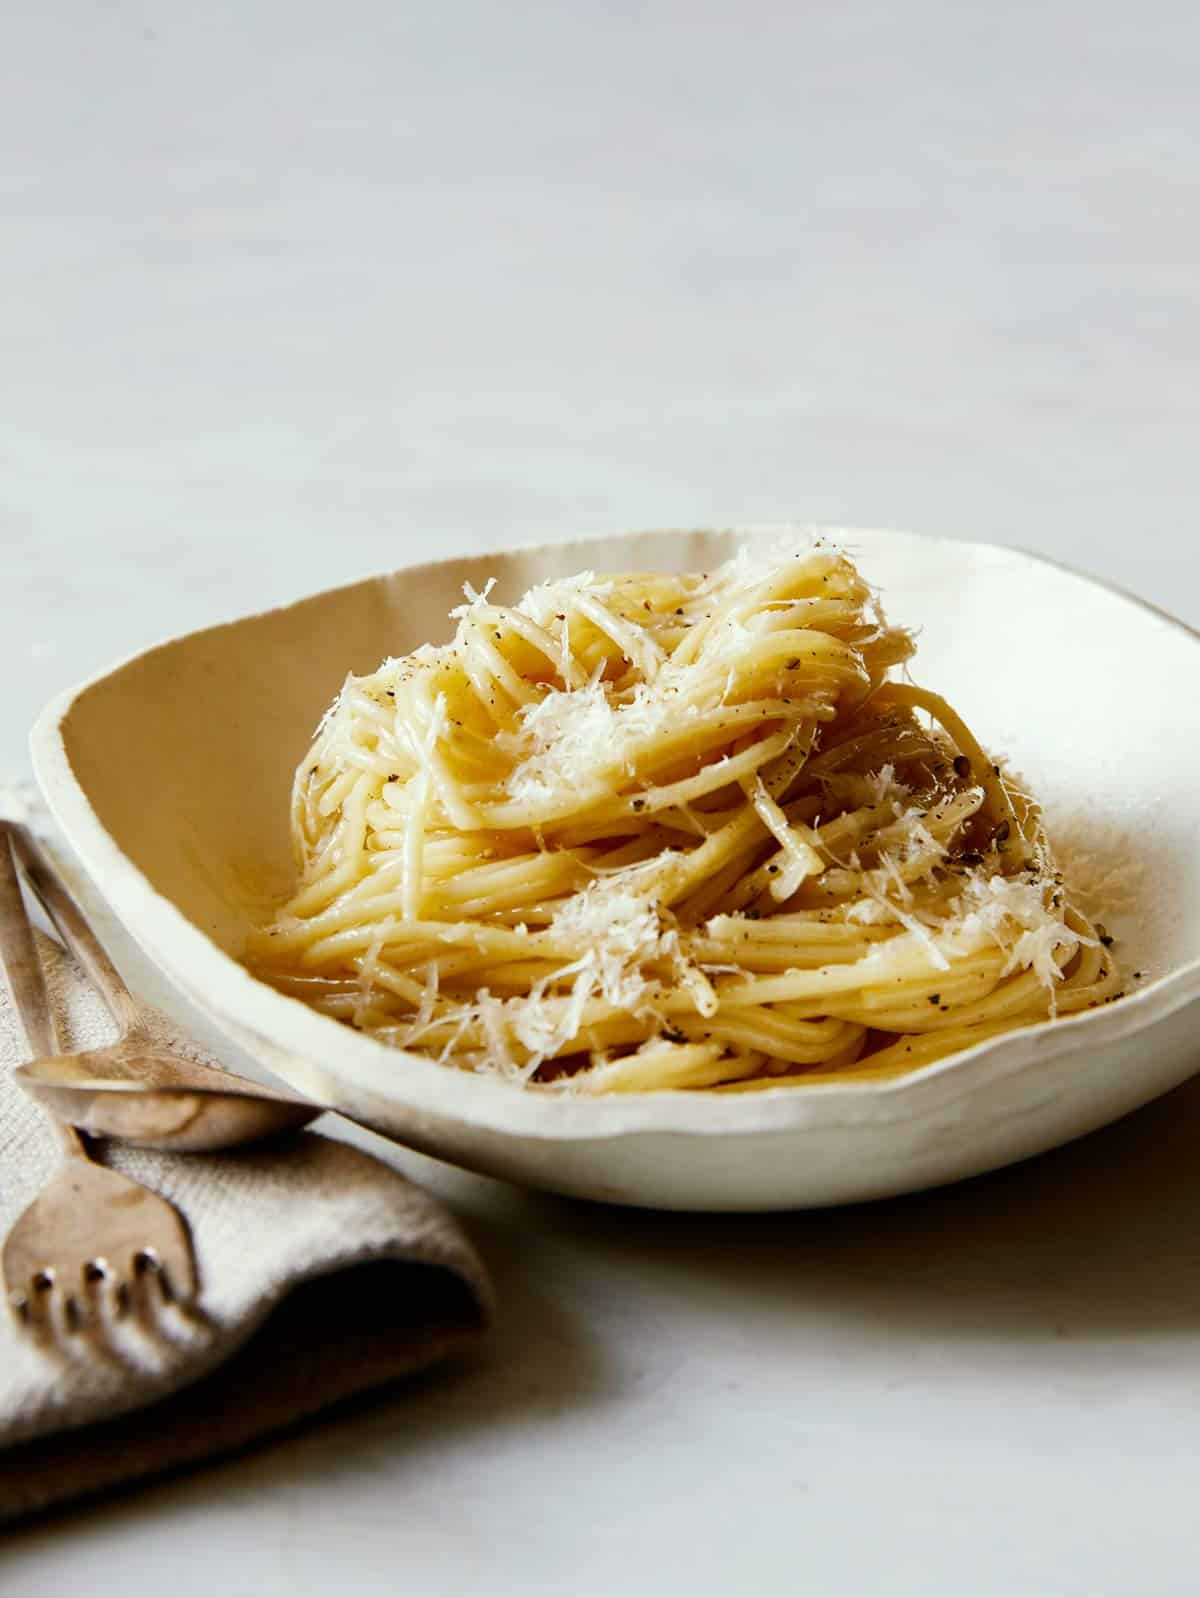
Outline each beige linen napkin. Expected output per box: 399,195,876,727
0,911,492,1523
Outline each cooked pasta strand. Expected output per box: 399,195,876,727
247,534,1121,1092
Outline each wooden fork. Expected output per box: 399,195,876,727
0,824,197,1338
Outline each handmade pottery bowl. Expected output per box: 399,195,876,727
30,527,1200,1209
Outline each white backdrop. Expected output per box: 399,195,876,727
4,5,1200,1593
4,1,1199,767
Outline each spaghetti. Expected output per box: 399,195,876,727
246,535,1120,1092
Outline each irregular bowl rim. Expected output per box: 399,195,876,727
28,524,1200,1143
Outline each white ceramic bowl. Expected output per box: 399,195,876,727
30,527,1200,1210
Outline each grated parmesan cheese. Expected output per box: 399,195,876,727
714,529,838,596
259,533,1118,1089
950,873,1087,1002
436,879,684,1076
501,677,676,804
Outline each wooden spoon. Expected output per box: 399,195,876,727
1,822,321,1153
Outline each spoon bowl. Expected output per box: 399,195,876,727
1,821,324,1154
15,1051,321,1152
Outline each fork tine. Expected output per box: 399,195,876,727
78,1261,108,1332
30,1268,57,1316
82,1257,108,1290
136,1249,179,1305
77,1258,122,1335
131,1248,181,1321
25,1276,64,1347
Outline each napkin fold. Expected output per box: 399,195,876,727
0,909,492,1523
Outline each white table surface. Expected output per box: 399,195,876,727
4,3,1200,1591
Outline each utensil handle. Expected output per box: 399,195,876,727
0,824,58,1058
6,823,145,1038
0,824,106,1162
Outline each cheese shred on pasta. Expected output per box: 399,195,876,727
245,535,1121,1092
